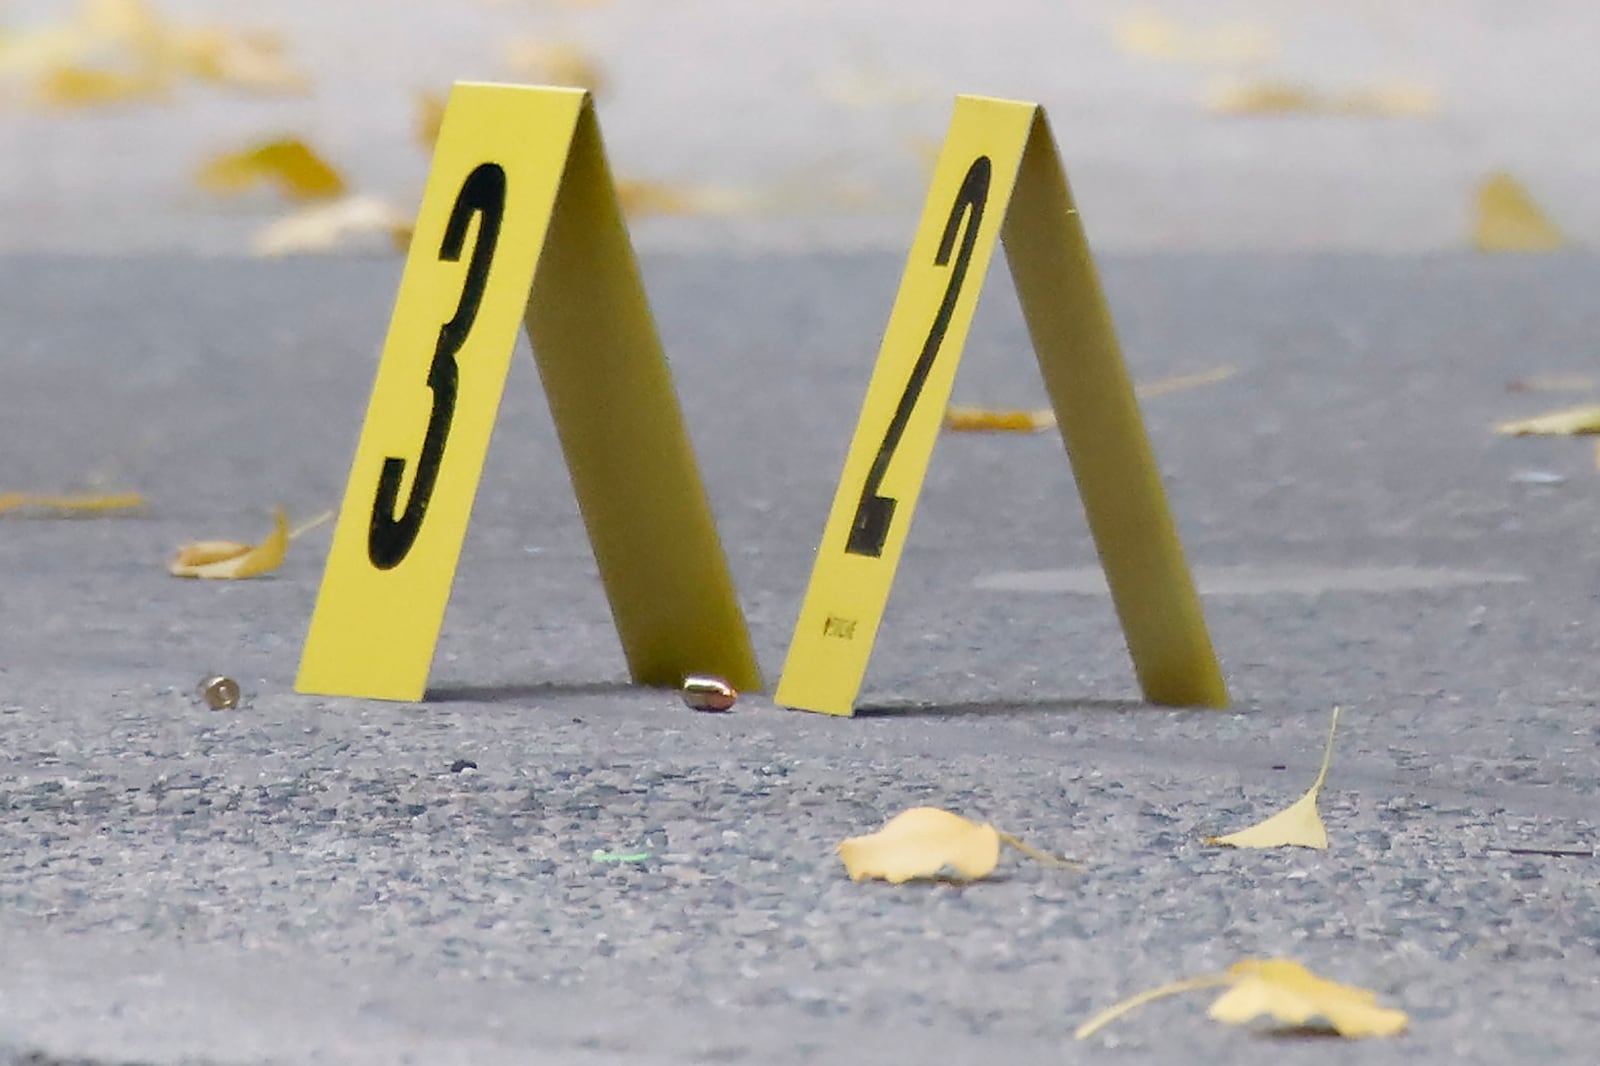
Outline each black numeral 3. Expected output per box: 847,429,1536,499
368,163,506,569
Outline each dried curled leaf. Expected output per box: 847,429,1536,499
1494,404,1600,436
838,807,1076,884
169,507,287,579
252,195,411,257
1208,80,1435,117
1076,958,1407,1041
196,137,346,202
1473,172,1565,253
1207,707,1340,849
0,491,146,516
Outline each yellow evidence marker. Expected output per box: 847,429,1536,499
775,94,1227,717
297,84,759,702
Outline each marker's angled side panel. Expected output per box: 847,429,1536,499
1002,111,1228,707
524,101,761,693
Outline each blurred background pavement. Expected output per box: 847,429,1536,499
3,0,1599,256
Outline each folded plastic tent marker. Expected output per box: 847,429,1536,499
774,94,1227,716
297,84,759,702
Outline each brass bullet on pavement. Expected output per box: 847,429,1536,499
199,675,240,710
681,674,736,712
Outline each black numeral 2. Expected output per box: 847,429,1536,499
368,163,507,570
845,156,991,557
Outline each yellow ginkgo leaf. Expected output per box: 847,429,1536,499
169,28,309,93
1494,404,1600,436
1207,706,1340,849
169,507,287,579
251,195,411,257
1209,960,1409,1037
0,27,93,76
500,39,606,93
1136,364,1239,399
1208,80,1435,118
614,179,756,218
944,405,1056,433
840,807,1000,883
1114,14,1274,65
1076,958,1407,1041
838,806,1076,884
945,366,1238,434
1473,172,1566,252
0,491,146,516
79,0,164,50
32,63,169,107
413,89,446,150
196,137,346,202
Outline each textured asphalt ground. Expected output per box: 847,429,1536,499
2,251,1598,1063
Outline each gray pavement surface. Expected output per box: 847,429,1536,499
4,0,1600,255
2,250,1599,1063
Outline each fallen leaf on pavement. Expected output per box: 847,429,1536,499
1137,364,1239,398
169,27,309,93
168,507,327,579
945,366,1239,433
252,195,411,256
1207,706,1340,849
414,89,446,150
501,38,605,93
944,405,1055,433
32,63,168,107
0,27,90,76
838,806,1077,883
1208,80,1435,117
1076,958,1407,1041
196,137,346,201
1114,14,1274,65
169,507,287,578
0,491,146,516
1494,404,1600,436
616,179,754,218
12,1,306,105
1473,172,1566,252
